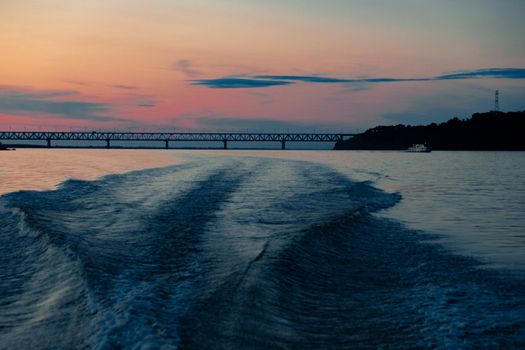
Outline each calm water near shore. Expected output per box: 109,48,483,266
1,149,524,348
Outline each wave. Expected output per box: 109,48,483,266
0,156,524,349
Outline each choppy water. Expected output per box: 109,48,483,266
0,150,524,348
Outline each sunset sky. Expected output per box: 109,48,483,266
1,0,525,132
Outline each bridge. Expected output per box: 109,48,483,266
0,131,355,150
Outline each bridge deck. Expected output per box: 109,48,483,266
0,131,354,149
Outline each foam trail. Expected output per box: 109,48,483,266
0,156,524,349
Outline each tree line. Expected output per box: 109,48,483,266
334,111,525,150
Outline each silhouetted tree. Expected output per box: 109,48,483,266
334,111,525,150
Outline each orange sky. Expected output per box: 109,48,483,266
1,0,525,131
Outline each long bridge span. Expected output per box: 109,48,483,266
0,131,355,150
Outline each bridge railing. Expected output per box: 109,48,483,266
0,131,355,149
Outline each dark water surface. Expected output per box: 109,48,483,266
1,151,524,348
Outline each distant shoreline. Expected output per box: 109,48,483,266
334,111,525,151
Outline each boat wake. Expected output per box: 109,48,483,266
0,156,524,349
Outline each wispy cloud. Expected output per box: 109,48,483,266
192,68,525,89
112,84,137,90
175,59,202,78
65,80,90,86
0,86,123,122
136,98,156,107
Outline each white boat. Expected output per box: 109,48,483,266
406,144,432,152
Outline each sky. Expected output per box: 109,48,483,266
1,0,525,132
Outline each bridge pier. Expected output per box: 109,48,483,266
165,140,169,149
46,138,51,148
281,140,286,150
106,139,110,149
223,140,228,149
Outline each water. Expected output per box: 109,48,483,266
0,149,181,193
242,150,525,271
0,149,524,348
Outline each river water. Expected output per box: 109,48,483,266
0,149,524,348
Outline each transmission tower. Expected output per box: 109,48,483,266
494,90,500,112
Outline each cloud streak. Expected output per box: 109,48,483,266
175,59,202,78
0,86,123,122
136,98,156,107
192,68,525,89
112,84,137,90
435,68,525,80
192,78,292,89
